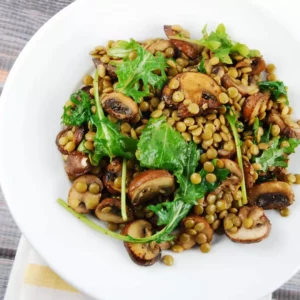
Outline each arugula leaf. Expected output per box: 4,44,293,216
107,39,168,103
200,24,233,64
260,125,271,143
258,81,288,104
62,90,92,126
90,70,137,165
198,57,206,74
255,137,300,171
137,117,188,173
226,111,247,205
253,117,260,144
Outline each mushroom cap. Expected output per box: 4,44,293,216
248,181,295,209
128,170,175,206
221,74,258,96
242,93,267,123
226,206,271,243
145,39,173,54
95,198,133,223
164,25,201,59
162,72,222,117
267,109,300,139
64,151,91,180
93,58,117,80
56,126,84,155
68,175,103,214
101,92,138,121
122,220,161,266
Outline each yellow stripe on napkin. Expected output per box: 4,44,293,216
24,264,78,292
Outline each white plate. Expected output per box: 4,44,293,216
0,0,300,299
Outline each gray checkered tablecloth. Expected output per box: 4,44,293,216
0,1,300,300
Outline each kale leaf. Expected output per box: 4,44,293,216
107,39,168,103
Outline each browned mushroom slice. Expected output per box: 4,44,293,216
235,57,266,75
68,175,103,214
101,92,138,120
243,158,255,189
242,93,266,123
128,170,175,206
226,206,271,243
95,198,133,223
267,109,300,139
251,57,266,75
210,159,242,195
211,65,225,78
103,158,123,195
162,72,222,117
122,220,161,266
65,151,91,180
164,25,200,59
93,58,117,81
145,39,173,54
222,74,258,96
56,126,84,155
218,149,236,159
248,181,294,209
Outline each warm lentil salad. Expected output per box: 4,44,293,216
57,24,300,267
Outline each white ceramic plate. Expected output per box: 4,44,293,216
1,0,300,299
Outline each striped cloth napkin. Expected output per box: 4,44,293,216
4,236,272,300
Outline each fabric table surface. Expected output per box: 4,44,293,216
1,0,300,300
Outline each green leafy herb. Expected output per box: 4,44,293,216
137,117,188,173
255,137,300,171
258,81,288,104
260,125,271,143
62,90,92,126
121,159,128,221
198,57,206,74
107,39,168,103
253,117,260,144
90,70,137,165
200,24,233,64
226,111,247,205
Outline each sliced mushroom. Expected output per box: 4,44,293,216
95,198,133,223
235,57,266,75
93,58,117,81
101,92,138,120
65,151,91,179
218,148,236,159
103,158,123,194
248,181,294,209
210,159,242,195
251,57,266,75
222,74,258,96
68,175,103,213
122,220,161,266
226,206,271,243
145,39,173,54
243,159,255,189
164,25,201,59
56,126,84,154
242,93,266,123
267,109,300,139
211,65,225,78
162,72,222,117
128,170,175,206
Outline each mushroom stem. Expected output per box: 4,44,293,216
226,113,247,206
121,158,128,221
